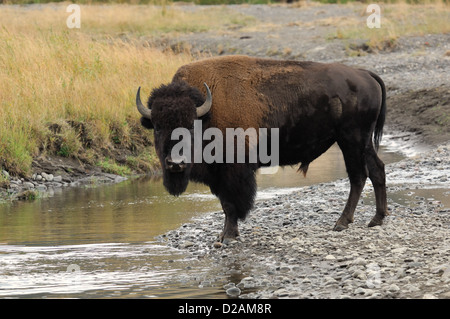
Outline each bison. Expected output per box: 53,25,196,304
137,55,387,243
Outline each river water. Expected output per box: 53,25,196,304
0,144,407,298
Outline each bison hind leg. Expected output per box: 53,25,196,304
365,145,388,227
333,143,368,231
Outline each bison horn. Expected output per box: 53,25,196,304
196,83,212,117
136,87,152,120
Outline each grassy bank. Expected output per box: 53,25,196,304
0,4,252,177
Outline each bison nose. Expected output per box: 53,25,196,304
165,156,187,172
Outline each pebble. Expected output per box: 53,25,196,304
213,242,223,249
2,170,9,179
22,182,35,189
274,288,289,297
387,284,400,293
2,23,449,299
180,241,194,249
226,287,241,297
223,283,235,290
352,257,367,266
392,247,408,254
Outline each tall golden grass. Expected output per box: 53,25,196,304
0,4,252,176
1,29,188,172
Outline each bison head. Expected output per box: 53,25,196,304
136,81,212,196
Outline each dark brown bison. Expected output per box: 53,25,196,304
137,55,387,243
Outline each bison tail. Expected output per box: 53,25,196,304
369,71,386,151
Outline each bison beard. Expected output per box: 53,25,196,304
163,169,190,197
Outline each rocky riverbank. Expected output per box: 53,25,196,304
0,170,127,201
158,142,450,299
0,159,128,201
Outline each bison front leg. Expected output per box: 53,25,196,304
214,164,257,244
219,201,240,244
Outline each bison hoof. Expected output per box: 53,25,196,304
218,233,239,245
219,229,239,244
222,237,238,245
368,217,383,228
333,223,348,232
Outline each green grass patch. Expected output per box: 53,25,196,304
126,149,160,173
97,158,132,176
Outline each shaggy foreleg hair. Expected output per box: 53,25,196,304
297,162,310,177
210,163,257,220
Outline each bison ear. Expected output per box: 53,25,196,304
140,117,154,129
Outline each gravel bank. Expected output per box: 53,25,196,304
154,4,450,299
159,142,450,299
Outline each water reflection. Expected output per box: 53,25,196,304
0,178,220,246
0,242,225,298
0,144,404,298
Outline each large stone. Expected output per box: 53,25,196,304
42,173,54,182
226,287,241,297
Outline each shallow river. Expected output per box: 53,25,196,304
0,144,412,298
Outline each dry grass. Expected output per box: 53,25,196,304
1,3,252,175
76,4,253,35
1,3,253,35
329,0,450,50
0,27,189,174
